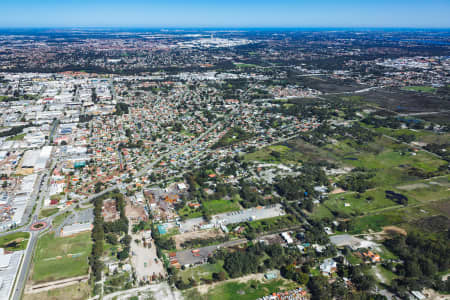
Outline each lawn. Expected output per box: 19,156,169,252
203,199,240,215
184,279,297,300
0,232,30,251
32,232,92,283
180,261,226,283
178,205,203,219
39,208,59,218
402,86,437,93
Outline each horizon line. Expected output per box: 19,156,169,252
0,26,449,30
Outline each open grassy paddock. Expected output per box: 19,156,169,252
311,133,447,227
32,232,92,283
323,189,405,217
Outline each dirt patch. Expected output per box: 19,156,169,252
173,229,225,250
330,188,346,194
422,289,450,300
383,226,407,236
23,281,91,300
125,201,148,223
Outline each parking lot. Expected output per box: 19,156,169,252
179,204,285,232
213,204,285,226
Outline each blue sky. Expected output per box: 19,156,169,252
1,0,449,28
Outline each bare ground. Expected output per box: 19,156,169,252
173,228,225,250
195,272,268,295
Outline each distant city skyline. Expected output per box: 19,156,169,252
1,0,449,28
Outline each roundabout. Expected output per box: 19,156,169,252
30,221,47,231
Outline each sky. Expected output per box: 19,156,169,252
0,0,449,28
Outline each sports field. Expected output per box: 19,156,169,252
32,232,92,283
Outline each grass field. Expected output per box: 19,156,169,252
350,211,405,233
178,205,203,219
230,216,297,235
308,132,448,233
183,279,297,300
369,126,450,146
39,208,59,218
52,211,71,228
203,199,240,215
324,136,447,185
32,232,92,283
0,232,30,251
402,86,437,93
23,281,91,300
311,204,334,220
323,189,403,217
180,261,226,283
234,63,258,68
244,145,303,164
370,265,397,285
399,182,449,203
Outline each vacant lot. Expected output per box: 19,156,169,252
23,281,90,300
32,232,92,283
173,229,225,250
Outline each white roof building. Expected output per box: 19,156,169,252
61,223,92,237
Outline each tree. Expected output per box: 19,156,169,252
212,271,226,282
105,233,118,245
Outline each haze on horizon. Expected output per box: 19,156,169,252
1,0,450,28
